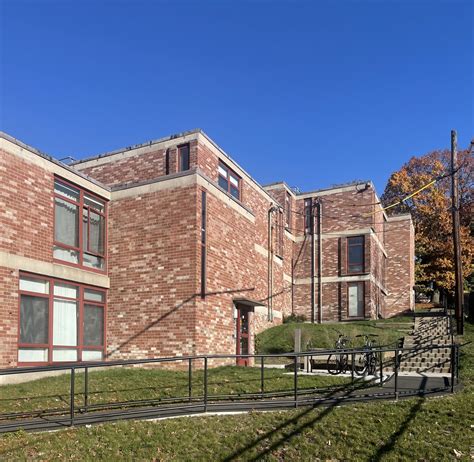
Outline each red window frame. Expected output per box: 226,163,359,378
17,272,107,365
218,161,241,200
178,143,190,171
53,176,108,273
347,235,365,274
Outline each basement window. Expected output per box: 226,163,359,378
217,161,241,200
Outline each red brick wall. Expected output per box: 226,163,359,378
77,140,199,187
105,183,199,359
384,216,415,316
0,267,18,367
0,149,54,262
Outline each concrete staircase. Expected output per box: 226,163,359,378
399,310,453,374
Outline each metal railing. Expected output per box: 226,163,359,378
0,343,460,433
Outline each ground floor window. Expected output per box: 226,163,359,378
347,282,364,318
18,273,106,364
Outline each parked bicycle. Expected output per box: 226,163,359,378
327,332,351,375
355,334,378,376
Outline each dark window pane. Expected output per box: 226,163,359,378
230,185,239,199
55,198,79,247
240,337,249,355
89,211,105,254
83,305,104,346
179,145,190,171
348,236,364,273
20,295,49,344
218,175,229,191
350,236,364,246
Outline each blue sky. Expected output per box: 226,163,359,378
1,0,472,194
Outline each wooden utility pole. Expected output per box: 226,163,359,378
451,130,464,335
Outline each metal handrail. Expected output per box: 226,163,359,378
0,344,459,376
0,342,461,434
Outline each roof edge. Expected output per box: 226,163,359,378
0,131,111,192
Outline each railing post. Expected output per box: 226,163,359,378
456,344,460,382
204,357,208,412
188,358,192,402
394,348,399,401
450,344,455,393
84,366,89,410
260,356,264,398
379,350,383,387
293,355,298,408
351,352,355,384
70,368,75,426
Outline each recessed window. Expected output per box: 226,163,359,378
285,192,291,228
347,236,364,273
178,144,190,171
18,274,106,364
217,161,241,200
54,178,107,271
304,198,312,233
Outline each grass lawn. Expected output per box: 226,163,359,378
256,317,412,355
0,323,472,461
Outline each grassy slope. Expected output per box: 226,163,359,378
256,318,412,354
0,323,472,461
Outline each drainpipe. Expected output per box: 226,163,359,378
317,200,323,323
310,200,316,323
267,206,275,321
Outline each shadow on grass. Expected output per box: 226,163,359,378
370,397,425,461
222,380,369,461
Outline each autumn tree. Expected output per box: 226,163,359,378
381,147,473,295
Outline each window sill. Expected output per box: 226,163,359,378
53,258,107,275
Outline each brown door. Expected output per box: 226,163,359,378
236,305,250,366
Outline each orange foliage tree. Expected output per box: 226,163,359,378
381,148,473,294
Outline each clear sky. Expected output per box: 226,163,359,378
1,0,472,194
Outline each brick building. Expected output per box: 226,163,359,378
0,129,414,368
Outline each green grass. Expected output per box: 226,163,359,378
0,323,472,461
0,365,348,416
256,318,411,355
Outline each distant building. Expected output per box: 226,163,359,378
0,130,414,367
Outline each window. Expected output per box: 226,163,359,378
347,235,365,273
217,161,241,200
304,198,312,233
18,274,106,364
348,282,364,317
178,144,190,171
276,209,284,258
285,192,291,228
54,178,107,271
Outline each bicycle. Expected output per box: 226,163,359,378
354,334,378,376
327,333,351,375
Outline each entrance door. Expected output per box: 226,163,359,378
236,305,251,366
348,282,364,318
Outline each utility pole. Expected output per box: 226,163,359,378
451,130,464,335
310,199,316,323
